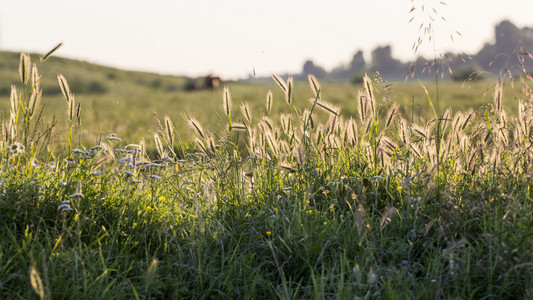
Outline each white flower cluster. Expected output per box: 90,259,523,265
8,142,25,156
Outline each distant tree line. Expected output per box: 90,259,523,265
296,20,533,82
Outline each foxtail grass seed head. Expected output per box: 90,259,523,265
302,109,314,130
31,64,41,92
57,74,72,104
385,104,399,128
76,103,81,125
230,122,248,132
272,74,287,94
286,76,294,105
380,207,396,231
19,52,31,85
240,102,252,124
363,74,375,112
266,90,273,114
40,42,63,62
58,200,73,212
280,114,292,135
409,143,422,158
10,85,18,115
187,117,205,140
311,98,340,116
154,132,164,158
67,96,76,122
223,86,232,117
357,93,367,123
494,81,503,113
28,88,41,117
346,118,358,145
308,74,321,97
260,116,274,131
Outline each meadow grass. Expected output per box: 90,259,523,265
0,52,532,299
1,50,529,154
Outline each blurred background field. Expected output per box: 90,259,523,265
0,51,530,153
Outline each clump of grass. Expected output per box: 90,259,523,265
0,46,532,299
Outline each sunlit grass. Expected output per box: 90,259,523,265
0,51,532,299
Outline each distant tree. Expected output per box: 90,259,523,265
302,60,327,79
450,65,487,82
474,20,533,75
369,45,406,80
349,50,366,74
495,20,521,53
330,50,367,80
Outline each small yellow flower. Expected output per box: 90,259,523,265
132,222,138,228
323,221,328,225
266,231,272,236
146,205,153,211
159,196,165,201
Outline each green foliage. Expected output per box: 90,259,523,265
0,51,532,299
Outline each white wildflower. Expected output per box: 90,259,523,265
31,158,41,168
90,145,107,153
123,171,135,177
106,134,122,142
119,157,133,163
45,162,57,170
8,142,25,156
72,148,88,154
144,163,163,168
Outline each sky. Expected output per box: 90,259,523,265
1,0,533,79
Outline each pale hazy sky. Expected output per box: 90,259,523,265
1,0,532,79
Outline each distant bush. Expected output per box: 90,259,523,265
106,72,117,80
451,66,487,82
150,78,162,89
67,79,109,94
350,74,365,84
183,79,202,91
164,83,181,92
0,85,10,96
87,80,108,93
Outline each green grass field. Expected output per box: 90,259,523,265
0,51,532,299
1,51,529,154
